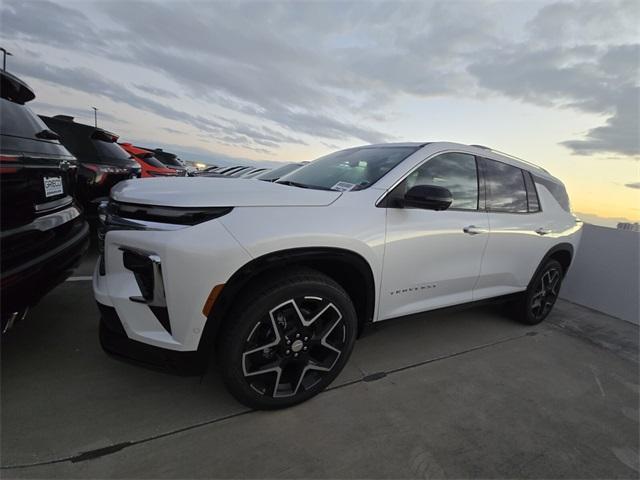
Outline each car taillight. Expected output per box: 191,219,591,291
0,155,21,174
84,163,131,184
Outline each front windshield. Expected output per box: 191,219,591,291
277,146,419,191
257,163,303,181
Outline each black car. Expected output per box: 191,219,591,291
0,70,90,332
40,115,141,216
143,148,188,176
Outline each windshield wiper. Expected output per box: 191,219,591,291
277,180,311,189
276,180,333,191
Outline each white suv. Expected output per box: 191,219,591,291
94,142,582,409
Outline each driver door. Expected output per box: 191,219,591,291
378,152,489,320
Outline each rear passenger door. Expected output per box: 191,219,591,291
473,158,553,301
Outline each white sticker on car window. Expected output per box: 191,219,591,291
331,181,356,192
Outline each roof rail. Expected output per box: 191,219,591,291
468,143,549,174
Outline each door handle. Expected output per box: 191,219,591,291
463,225,487,235
535,227,552,236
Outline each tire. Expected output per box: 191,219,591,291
513,259,563,325
218,267,358,409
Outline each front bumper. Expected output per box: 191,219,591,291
98,302,206,374
93,215,252,352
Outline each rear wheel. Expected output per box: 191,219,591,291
514,259,563,325
218,268,357,409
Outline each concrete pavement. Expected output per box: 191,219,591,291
1,268,638,478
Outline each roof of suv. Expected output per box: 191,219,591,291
0,70,35,104
40,115,119,139
363,141,556,182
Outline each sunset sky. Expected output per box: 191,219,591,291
1,0,638,226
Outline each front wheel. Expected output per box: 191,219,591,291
514,259,563,325
218,268,357,409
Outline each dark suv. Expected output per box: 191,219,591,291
143,148,188,176
40,115,141,216
1,70,90,332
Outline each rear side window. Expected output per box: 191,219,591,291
523,171,541,212
92,140,134,166
0,99,71,158
1,99,51,138
155,152,182,167
483,158,528,213
533,175,570,212
138,155,167,168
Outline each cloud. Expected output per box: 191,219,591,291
1,0,637,158
32,101,122,124
468,27,639,157
10,56,314,153
527,0,639,47
133,84,179,99
625,182,640,190
0,0,108,49
561,89,640,156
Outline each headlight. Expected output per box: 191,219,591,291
107,201,233,227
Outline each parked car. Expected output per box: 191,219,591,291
143,148,188,176
1,71,90,332
196,165,251,178
206,165,241,176
95,142,582,409
225,166,257,177
239,167,269,178
118,143,179,178
195,165,224,176
40,115,140,216
255,162,306,181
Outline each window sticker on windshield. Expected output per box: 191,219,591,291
331,181,356,192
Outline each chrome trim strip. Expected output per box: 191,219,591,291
107,215,186,231
1,205,81,238
125,251,167,307
35,195,73,212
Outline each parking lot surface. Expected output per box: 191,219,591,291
2,252,638,478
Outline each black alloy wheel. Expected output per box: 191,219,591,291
515,259,564,325
219,268,357,409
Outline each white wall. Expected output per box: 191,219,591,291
561,224,640,324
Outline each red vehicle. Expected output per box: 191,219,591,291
119,143,178,178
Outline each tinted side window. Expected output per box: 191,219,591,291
0,99,49,138
92,140,134,166
483,158,527,213
533,175,570,212
523,171,540,212
401,153,479,210
0,99,71,158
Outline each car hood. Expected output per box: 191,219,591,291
110,177,342,207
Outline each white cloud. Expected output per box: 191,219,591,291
1,0,638,158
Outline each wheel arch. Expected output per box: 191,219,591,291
198,247,377,353
528,242,574,290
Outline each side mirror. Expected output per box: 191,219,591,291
403,185,452,211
